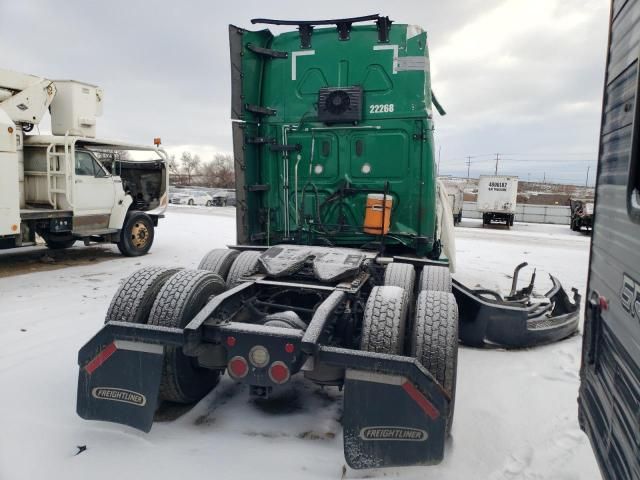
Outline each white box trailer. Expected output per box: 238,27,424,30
477,175,518,228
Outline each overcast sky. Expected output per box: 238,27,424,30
1,0,609,184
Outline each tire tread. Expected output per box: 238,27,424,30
226,250,262,287
197,249,240,280
361,286,408,354
419,265,452,293
105,266,181,324
148,269,225,403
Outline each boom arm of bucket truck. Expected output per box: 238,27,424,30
0,69,57,126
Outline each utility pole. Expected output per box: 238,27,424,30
586,166,590,187
466,156,472,179
437,146,441,176
543,172,546,184
494,153,500,175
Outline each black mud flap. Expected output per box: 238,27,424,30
76,322,184,432
454,273,581,348
317,346,449,469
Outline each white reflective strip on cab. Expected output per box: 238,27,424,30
346,369,406,385
291,50,316,81
373,44,399,74
114,340,163,355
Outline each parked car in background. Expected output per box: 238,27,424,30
170,190,213,206
212,189,236,206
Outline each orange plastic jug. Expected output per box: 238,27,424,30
364,193,392,234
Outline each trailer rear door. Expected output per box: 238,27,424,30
578,2,640,479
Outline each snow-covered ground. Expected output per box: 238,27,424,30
0,208,600,480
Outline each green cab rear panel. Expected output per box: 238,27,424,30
229,19,439,257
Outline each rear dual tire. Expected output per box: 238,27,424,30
148,270,226,403
419,265,452,293
105,266,181,324
361,266,458,435
226,250,262,288
198,248,240,281
105,267,225,405
360,286,409,354
411,290,458,435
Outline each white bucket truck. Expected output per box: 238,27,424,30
477,175,518,228
0,69,168,256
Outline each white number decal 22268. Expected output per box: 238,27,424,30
369,103,395,113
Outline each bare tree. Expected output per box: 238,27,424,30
181,151,201,185
167,154,180,175
201,153,234,188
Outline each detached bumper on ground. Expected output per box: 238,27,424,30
454,263,581,348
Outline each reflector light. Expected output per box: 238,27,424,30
269,361,290,384
228,356,248,378
284,343,295,354
226,336,237,347
249,345,269,367
84,342,117,374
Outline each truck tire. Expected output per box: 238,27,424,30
117,211,155,257
148,270,226,404
418,265,452,293
197,248,240,281
360,286,409,355
105,266,181,324
411,290,459,435
226,250,262,288
44,233,75,250
384,262,416,301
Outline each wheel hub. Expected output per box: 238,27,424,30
131,222,149,249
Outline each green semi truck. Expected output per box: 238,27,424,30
231,15,445,259
75,14,579,469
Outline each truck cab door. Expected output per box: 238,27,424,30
73,150,115,232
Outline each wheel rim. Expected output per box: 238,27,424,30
131,222,150,249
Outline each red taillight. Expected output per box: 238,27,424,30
284,343,295,353
268,361,290,384
226,336,236,347
228,356,248,378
